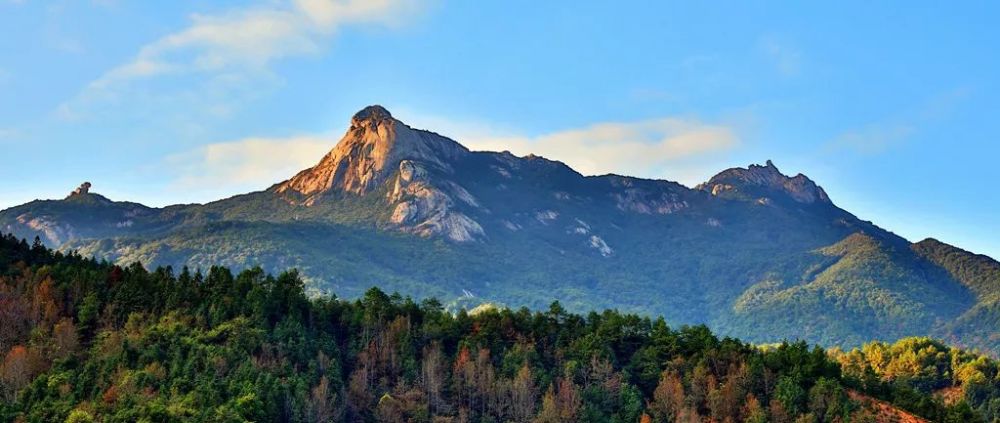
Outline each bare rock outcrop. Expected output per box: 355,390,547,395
16,214,76,245
697,160,831,204
70,182,92,196
276,105,469,203
387,160,484,242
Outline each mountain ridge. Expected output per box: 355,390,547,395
2,105,998,354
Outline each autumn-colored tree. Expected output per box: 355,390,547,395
453,346,476,415
535,385,560,423
676,406,702,423
770,398,793,423
1,345,41,401
51,317,79,359
31,276,60,326
689,363,711,412
742,394,768,423
533,377,581,423
649,371,685,422
375,393,405,422
348,365,374,419
709,364,748,421
421,342,448,416
511,363,537,422
305,376,339,422
474,348,497,417
555,377,581,421
0,292,29,354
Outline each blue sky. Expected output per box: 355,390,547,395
1,1,998,257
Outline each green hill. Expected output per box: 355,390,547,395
1,233,997,422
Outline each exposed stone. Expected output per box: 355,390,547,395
589,235,613,257
502,220,522,231
711,184,734,196
16,214,76,245
535,210,559,224
71,182,92,196
491,165,512,179
387,160,484,242
276,105,469,201
606,176,690,215
698,160,831,204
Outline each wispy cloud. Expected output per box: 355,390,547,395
166,134,335,191
59,0,425,121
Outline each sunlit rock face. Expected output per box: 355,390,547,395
273,106,483,241
275,105,469,202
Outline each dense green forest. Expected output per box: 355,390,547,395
1,233,998,422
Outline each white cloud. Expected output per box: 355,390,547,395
60,0,425,120
166,134,335,191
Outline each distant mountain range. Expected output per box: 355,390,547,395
3,105,998,353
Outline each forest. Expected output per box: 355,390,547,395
0,233,998,422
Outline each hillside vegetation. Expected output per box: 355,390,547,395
1,234,997,422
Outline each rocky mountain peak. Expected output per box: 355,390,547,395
697,161,831,204
351,105,393,126
64,182,113,205
71,182,92,196
275,105,469,202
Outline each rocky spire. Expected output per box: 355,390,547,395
70,182,92,196
697,161,831,204
275,105,469,202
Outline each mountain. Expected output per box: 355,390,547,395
3,105,998,353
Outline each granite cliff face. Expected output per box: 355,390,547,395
275,105,469,200
272,105,482,241
2,105,998,353
386,159,484,242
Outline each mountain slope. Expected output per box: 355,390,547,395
2,105,997,353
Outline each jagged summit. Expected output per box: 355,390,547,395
351,104,393,125
62,182,114,205
69,182,92,197
274,106,469,202
697,160,831,204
